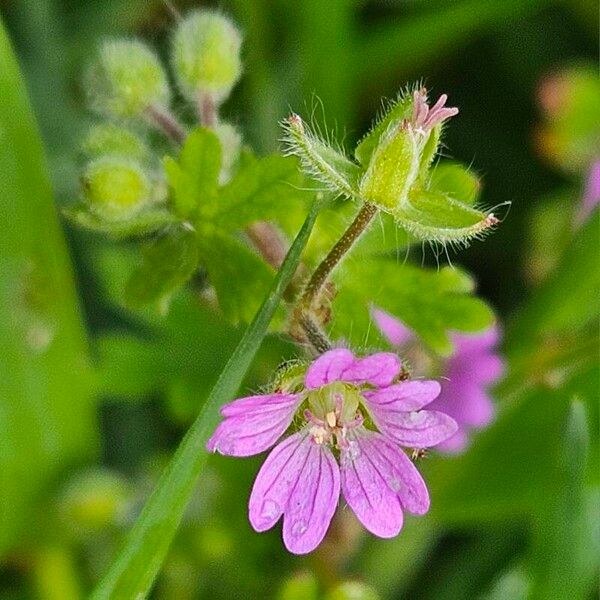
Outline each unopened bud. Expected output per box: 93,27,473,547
171,10,242,104
83,156,152,221
359,121,421,212
83,123,148,159
57,468,130,535
86,39,170,119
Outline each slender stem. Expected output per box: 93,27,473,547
145,105,187,144
246,221,288,269
301,201,377,311
291,201,378,351
198,92,217,129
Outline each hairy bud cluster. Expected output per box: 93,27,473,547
283,87,499,246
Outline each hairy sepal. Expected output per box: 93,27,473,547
393,188,497,245
359,122,421,213
282,115,361,200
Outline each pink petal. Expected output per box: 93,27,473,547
435,428,469,453
371,306,414,347
207,394,301,457
374,409,458,447
248,432,312,532
432,383,495,428
451,325,500,355
220,393,300,417
340,431,404,538
366,433,430,514
305,349,355,389
341,353,401,386
282,443,340,554
363,380,441,411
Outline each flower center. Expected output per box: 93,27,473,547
305,382,363,449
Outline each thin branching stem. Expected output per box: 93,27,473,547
145,105,187,144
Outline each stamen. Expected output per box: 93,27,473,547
326,411,337,428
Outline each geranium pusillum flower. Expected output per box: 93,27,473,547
575,158,600,226
207,349,458,554
372,307,505,453
411,90,459,132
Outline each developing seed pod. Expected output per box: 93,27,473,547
83,123,149,159
82,156,153,221
86,39,171,119
171,10,242,104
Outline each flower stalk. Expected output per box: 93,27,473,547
292,201,378,348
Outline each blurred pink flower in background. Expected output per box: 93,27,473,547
372,307,505,453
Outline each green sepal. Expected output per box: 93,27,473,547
354,92,413,166
125,224,199,309
418,123,442,176
283,115,362,199
359,123,421,212
428,162,481,205
63,203,178,238
393,188,494,244
164,127,221,219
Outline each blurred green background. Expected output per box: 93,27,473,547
0,0,597,598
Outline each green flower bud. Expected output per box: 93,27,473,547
326,581,380,600
83,123,148,159
86,39,170,119
171,10,242,103
57,468,130,535
83,156,152,221
215,122,242,183
359,121,421,212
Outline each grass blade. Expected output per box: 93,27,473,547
92,202,320,599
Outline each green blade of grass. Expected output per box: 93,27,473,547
92,202,320,600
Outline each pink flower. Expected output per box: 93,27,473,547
575,158,600,226
412,90,459,132
207,349,457,554
372,308,504,453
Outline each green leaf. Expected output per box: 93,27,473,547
91,201,320,600
429,360,598,525
428,162,481,205
394,188,493,244
214,153,308,231
332,260,494,355
199,230,276,323
0,19,97,554
164,127,221,218
63,203,178,238
508,212,600,356
529,402,598,600
125,224,199,308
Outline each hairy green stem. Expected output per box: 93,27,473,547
293,201,378,349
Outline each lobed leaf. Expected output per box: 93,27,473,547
199,230,277,324
164,127,221,218
213,153,308,231
331,259,494,355
125,224,199,308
